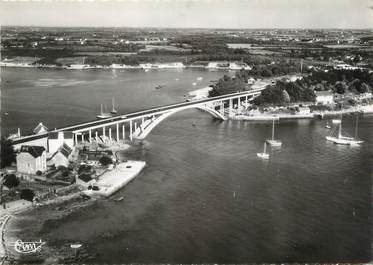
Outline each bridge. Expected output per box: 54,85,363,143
11,88,264,149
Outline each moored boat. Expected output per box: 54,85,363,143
326,114,363,145
266,119,282,147
110,97,118,115
257,142,269,159
97,104,112,119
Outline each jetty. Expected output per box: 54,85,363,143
83,161,146,198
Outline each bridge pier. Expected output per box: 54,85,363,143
116,123,119,141
130,120,133,141
103,126,106,139
109,128,112,140
220,101,224,115
74,133,78,145
95,131,98,141
229,99,233,117
122,124,125,140
89,130,92,142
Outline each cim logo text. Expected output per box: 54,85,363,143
14,239,45,254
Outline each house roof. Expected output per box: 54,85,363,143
20,145,45,158
59,143,72,158
33,122,48,134
63,131,73,139
48,132,59,139
315,91,333,97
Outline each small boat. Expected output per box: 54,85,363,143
266,119,282,147
332,119,341,124
97,104,112,119
110,97,118,115
257,142,269,159
155,85,163,90
192,122,196,127
175,78,179,81
192,82,197,86
325,120,331,129
114,196,124,202
326,114,363,145
197,77,203,81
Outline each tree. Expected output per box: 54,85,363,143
1,138,16,168
282,89,291,103
20,189,35,202
334,82,347,94
3,174,19,190
99,156,113,166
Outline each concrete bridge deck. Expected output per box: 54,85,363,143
11,88,264,146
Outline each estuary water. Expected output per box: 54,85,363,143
1,67,373,263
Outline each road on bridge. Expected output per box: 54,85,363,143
12,88,264,145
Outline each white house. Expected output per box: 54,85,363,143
315,91,334,105
48,131,74,154
47,143,73,168
16,145,47,174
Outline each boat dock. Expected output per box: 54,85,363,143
84,161,146,198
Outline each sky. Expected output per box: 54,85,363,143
0,0,372,29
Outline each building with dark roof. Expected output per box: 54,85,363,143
16,145,47,174
47,143,73,168
48,131,74,154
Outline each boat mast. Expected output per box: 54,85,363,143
112,97,115,112
272,119,275,140
339,99,343,138
100,104,103,114
264,142,267,153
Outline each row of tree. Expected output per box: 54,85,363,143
253,80,316,106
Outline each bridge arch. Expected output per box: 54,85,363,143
133,104,226,139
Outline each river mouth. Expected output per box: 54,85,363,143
2,67,373,263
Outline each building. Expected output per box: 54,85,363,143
47,143,73,168
76,174,95,188
48,131,74,154
16,145,47,174
315,91,334,105
33,122,48,134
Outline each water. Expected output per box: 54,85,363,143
2,67,373,263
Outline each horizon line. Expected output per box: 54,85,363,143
1,25,373,31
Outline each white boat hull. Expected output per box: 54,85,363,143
266,139,282,147
325,136,363,145
97,114,112,119
257,152,269,159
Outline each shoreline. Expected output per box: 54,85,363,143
229,103,373,121
0,63,233,71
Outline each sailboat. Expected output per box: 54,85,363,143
266,119,282,146
257,142,269,159
325,114,363,145
97,104,112,119
110,97,117,115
